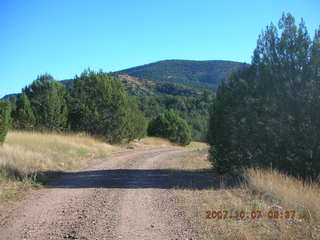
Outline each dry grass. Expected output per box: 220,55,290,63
128,137,208,151
187,141,210,151
244,168,320,223
169,151,320,240
128,137,180,149
0,131,120,200
0,132,179,201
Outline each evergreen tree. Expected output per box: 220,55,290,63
23,74,69,131
69,69,146,143
148,110,191,146
208,13,320,178
13,93,36,129
0,101,11,145
125,97,148,141
137,94,214,142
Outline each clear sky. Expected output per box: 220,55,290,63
1,0,319,98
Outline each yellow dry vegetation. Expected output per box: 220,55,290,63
129,137,180,149
187,141,209,151
168,151,320,240
129,137,208,150
0,132,180,201
0,131,120,200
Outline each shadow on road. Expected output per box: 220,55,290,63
38,169,239,190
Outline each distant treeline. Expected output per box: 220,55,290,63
0,69,193,145
208,13,320,179
137,93,213,142
117,74,215,142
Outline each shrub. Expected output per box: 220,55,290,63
0,101,11,145
23,74,69,131
69,69,147,143
208,13,320,179
125,98,148,141
148,110,191,146
12,93,36,130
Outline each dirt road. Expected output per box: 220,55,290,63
0,147,203,240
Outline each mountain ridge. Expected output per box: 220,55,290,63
2,59,248,99
118,59,248,91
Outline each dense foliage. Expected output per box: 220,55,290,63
68,70,147,143
138,93,213,141
125,98,148,141
109,74,214,142
23,74,69,131
4,64,217,143
120,60,247,91
9,70,147,143
208,13,320,179
12,93,36,130
0,100,11,145
148,110,191,146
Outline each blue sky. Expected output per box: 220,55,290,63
1,0,319,97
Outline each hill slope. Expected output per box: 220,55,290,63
2,59,243,142
119,59,248,91
114,74,213,141
3,59,246,99
117,74,203,97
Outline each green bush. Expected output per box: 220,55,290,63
208,13,320,179
0,101,11,145
12,93,36,130
23,74,69,131
125,98,148,141
69,69,147,143
148,110,191,146
137,94,214,142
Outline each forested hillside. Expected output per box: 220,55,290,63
116,74,214,141
120,59,247,91
3,59,224,142
117,74,203,97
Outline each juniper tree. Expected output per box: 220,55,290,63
0,101,11,145
125,97,148,141
13,93,36,129
148,110,191,146
69,69,146,143
208,13,320,178
23,74,69,131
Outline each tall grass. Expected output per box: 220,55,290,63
244,168,320,222
0,131,120,199
170,151,320,240
0,132,180,200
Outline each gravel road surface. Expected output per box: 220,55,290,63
0,148,201,240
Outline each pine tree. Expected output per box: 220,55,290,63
0,100,11,145
13,93,36,129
